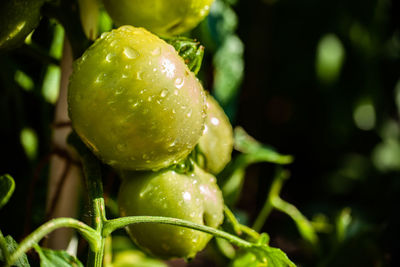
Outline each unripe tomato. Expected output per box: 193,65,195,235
68,26,206,171
102,0,215,36
118,164,224,259
197,94,233,174
0,0,44,50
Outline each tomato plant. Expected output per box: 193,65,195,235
5,0,394,266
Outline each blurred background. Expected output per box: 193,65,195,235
0,0,399,266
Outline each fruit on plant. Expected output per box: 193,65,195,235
0,0,45,50
118,164,224,259
68,26,206,171
102,0,215,36
197,94,233,174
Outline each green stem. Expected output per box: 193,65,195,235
272,197,318,245
224,206,260,240
103,216,253,249
252,168,289,232
68,133,107,267
6,218,99,267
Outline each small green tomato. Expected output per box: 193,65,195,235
118,164,224,259
197,94,233,174
68,26,206,171
102,0,215,36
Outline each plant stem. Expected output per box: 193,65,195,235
103,216,253,249
272,197,318,245
224,206,260,240
252,168,289,232
6,218,99,267
68,133,107,267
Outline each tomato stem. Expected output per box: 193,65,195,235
103,216,254,249
68,132,107,267
5,218,99,267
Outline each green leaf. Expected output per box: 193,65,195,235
231,246,295,267
33,245,83,267
0,174,15,209
164,36,204,75
234,127,293,164
260,246,296,267
218,128,293,205
213,35,244,108
0,235,30,267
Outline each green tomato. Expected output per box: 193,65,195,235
0,0,45,50
102,0,215,36
197,94,233,174
68,26,206,171
118,164,224,259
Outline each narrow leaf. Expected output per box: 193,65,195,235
34,245,83,267
0,174,15,209
234,127,293,164
0,235,30,267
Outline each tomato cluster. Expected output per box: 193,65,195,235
68,0,234,259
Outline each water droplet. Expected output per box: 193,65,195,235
115,87,124,95
123,47,139,59
95,73,106,83
121,73,128,79
100,32,108,39
175,78,184,89
174,90,178,95
136,71,143,80
110,40,118,47
117,143,126,151
210,118,220,127
142,154,149,160
152,47,161,55
131,102,139,108
147,96,153,102
160,89,168,98
105,53,115,62
172,109,176,114
186,109,192,117
80,54,87,62
183,192,191,201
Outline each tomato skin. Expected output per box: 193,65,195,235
198,95,233,174
68,26,206,171
102,0,215,36
0,0,45,50
118,164,224,259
